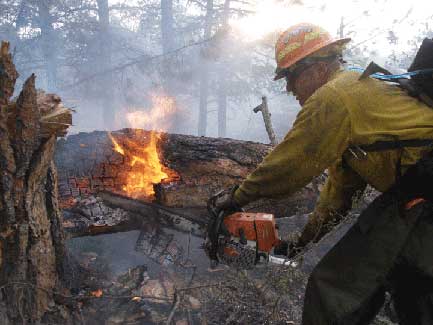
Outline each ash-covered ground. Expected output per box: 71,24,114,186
65,200,398,325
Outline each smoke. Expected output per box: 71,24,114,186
3,0,431,142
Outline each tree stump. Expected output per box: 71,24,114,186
0,41,73,324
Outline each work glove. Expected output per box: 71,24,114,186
286,211,342,259
273,239,304,259
287,241,305,259
212,185,243,218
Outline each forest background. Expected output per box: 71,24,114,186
1,0,432,142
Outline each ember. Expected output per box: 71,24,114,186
90,289,103,298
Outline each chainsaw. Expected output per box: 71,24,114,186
205,189,292,269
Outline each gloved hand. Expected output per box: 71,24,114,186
273,240,304,259
209,185,243,219
287,241,305,259
286,212,335,259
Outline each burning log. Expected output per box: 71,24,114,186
56,129,320,226
0,42,74,323
56,129,321,238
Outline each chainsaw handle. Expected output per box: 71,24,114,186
206,186,243,267
205,209,226,265
207,185,242,218
207,189,226,218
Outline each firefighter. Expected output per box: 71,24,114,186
215,23,433,324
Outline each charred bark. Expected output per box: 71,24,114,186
0,41,73,324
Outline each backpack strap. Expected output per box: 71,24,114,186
349,139,433,154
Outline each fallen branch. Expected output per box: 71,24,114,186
99,191,207,237
0,281,172,302
177,282,235,292
166,267,197,325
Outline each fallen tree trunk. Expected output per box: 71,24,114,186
55,129,321,234
0,41,74,324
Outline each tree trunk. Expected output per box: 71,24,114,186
217,84,227,137
0,42,73,324
161,0,175,55
37,0,57,92
198,70,209,136
96,0,115,129
161,0,175,86
160,0,183,133
198,0,214,136
217,0,230,138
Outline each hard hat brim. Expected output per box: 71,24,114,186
274,37,351,81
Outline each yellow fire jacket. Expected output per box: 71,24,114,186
234,70,433,245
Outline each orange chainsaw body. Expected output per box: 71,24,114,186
223,212,280,253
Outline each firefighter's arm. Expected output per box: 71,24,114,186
297,160,367,247
234,85,351,206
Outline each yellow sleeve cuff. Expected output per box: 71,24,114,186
233,187,253,207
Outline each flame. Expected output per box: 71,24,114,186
125,94,176,131
109,131,173,198
108,94,179,199
90,289,103,298
108,132,125,155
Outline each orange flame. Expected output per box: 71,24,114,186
90,289,103,298
108,94,179,199
109,131,172,198
108,132,124,155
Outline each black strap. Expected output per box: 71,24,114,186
350,139,433,153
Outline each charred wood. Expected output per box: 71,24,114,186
63,192,206,239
